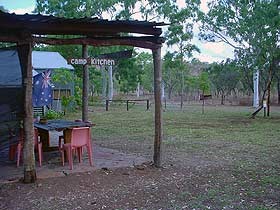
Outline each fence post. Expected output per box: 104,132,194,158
126,100,129,111
146,100,149,110
105,100,109,111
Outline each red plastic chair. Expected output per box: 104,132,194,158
15,128,43,167
58,119,83,149
60,127,93,170
8,128,23,161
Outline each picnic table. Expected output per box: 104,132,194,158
34,120,93,151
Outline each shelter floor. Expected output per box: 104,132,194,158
0,131,147,183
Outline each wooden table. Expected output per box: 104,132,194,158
34,120,93,151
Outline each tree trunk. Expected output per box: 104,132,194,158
18,41,36,183
136,82,140,98
221,92,225,105
180,70,184,110
82,45,89,121
202,90,205,114
253,70,260,108
161,82,165,101
167,85,172,100
152,47,162,168
277,78,280,105
267,65,272,117
108,65,113,101
101,66,107,103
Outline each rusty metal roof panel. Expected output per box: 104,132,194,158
0,11,167,39
0,11,167,29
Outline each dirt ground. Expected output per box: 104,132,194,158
0,149,279,210
0,105,279,210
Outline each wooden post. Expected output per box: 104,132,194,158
18,41,36,183
105,100,109,111
126,100,129,111
152,47,162,167
82,45,89,122
146,100,149,110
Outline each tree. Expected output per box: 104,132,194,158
162,52,181,99
165,3,200,108
135,52,153,93
115,56,142,93
208,61,240,105
198,71,210,95
198,71,210,113
200,0,280,115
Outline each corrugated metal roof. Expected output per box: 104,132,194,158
3,11,167,27
0,11,167,37
0,50,74,86
32,51,74,70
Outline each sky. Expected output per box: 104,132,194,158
0,0,235,63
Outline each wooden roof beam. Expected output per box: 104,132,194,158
32,36,163,50
0,19,163,36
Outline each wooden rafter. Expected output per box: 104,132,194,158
0,34,164,50
32,36,163,50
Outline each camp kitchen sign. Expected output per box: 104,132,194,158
68,58,115,66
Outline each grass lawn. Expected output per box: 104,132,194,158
87,104,280,209
1,104,279,209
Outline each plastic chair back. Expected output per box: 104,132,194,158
71,127,90,147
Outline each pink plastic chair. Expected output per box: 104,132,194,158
58,119,83,149
60,127,93,170
8,128,23,161
16,128,43,167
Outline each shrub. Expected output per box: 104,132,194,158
45,109,63,119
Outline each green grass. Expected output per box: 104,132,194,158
65,104,280,209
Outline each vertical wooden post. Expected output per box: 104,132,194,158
82,45,89,122
105,100,109,111
152,47,162,167
126,100,129,111
146,100,149,110
18,41,36,183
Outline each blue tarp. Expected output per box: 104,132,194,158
0,50,22,87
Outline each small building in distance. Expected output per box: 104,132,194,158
32,51,75,112
0,49,74,115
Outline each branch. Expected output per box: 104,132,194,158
213,29,244,50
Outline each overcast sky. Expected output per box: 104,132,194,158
0,0,234,63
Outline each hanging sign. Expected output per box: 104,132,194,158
68,50,133,66
68,58,115,66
